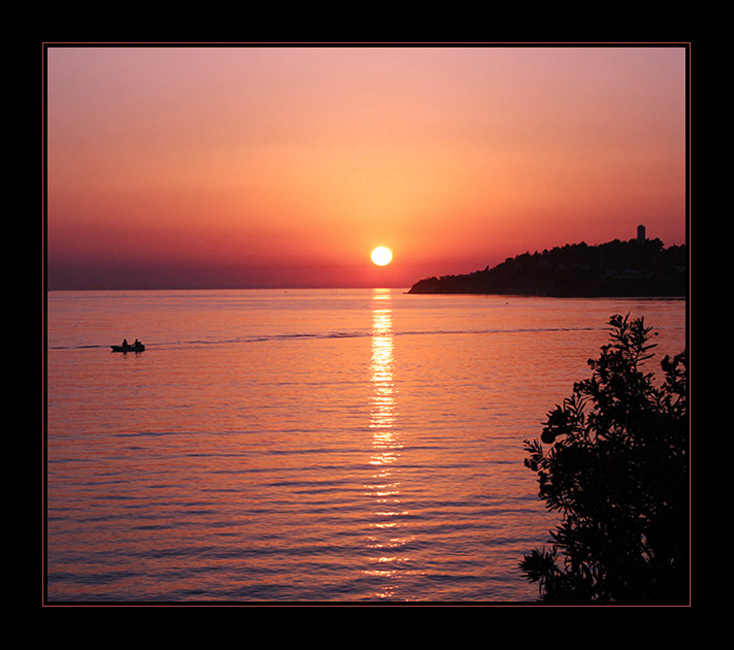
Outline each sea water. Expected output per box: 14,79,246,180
45,289,686,603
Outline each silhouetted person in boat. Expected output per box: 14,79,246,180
122,338,129,348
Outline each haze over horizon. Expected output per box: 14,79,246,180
45,44,688,290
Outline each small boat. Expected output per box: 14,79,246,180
111,342,145,353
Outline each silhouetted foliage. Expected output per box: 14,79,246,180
520,314,688,604
408,238,686,296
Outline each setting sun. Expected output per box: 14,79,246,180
371,246,393,266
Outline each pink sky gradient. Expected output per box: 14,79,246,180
45,44,688,289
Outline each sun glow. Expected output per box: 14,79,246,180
371,246,393,266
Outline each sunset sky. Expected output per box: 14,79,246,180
45,44,688,290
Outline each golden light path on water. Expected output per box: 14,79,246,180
365,288,418,599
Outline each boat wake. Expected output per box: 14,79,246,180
48,325,617,351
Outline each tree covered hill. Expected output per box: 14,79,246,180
408,237,686,297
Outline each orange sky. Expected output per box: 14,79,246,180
45,44,688,289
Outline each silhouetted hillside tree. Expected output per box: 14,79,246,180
520,314,688,603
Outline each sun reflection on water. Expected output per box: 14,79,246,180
365,288,418,598
369,288,398,461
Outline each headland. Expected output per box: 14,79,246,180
408,227,686,298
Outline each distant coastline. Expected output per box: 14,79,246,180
408,230,687,298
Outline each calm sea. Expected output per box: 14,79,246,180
45,289,686,603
